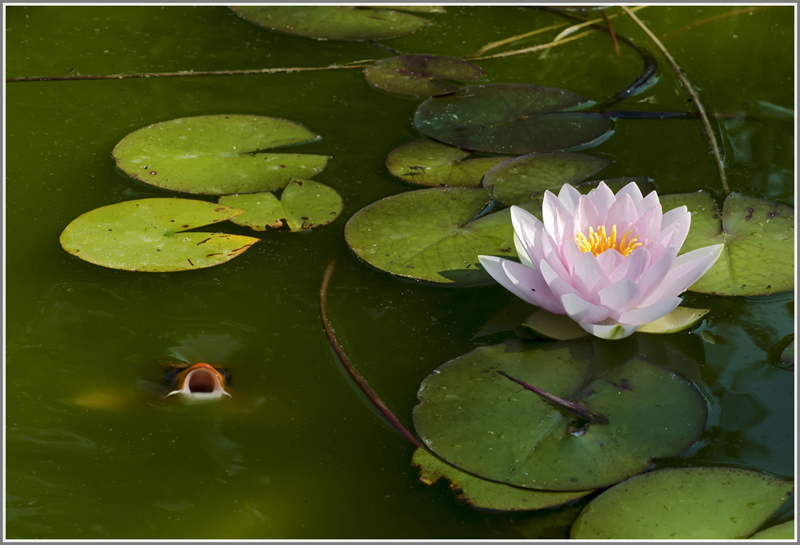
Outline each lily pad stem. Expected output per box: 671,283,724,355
497,370,609,425
319,254,421,448
620,6,729,196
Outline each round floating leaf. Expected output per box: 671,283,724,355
660,192,794,296
230,6,433,41
413,341,707,491
113,115,330,195
366,55,485,97
345,187,542,284
636,307,709,334
570,467,794,539
219,178,343,232
59,199,259,272
413,447,593,512
483,152,611,206
386,139,509,187
414,84,612,154
750,520,795,540
519,308,588,341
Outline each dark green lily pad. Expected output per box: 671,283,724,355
414,84,612,154
366,55,485,97
59,199,259,272
660,192,794,296
779,340,794,370
750,520,795,539
570,467,794,539
230,6,434,41
413,447,594,512
413,341,707,491
113,115,330,195
386,139,509,187
519,308,589,341
482,152,611,206
345,187,542,284
219,178,343,232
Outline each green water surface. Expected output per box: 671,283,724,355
5,5,795,539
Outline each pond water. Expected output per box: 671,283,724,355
5,5,795,539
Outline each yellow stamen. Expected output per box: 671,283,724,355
574,225,642,257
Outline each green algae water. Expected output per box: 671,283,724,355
5,5,795,539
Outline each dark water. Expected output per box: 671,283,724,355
5,5,794,539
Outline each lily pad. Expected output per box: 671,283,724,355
113,115,330,195
59,199,259,272
636,307,709,334
570,467,794,539
750,520,795,539
482,152,611,206
345,187,542,284
413,341,707,491
660,191,794,296
519,308,589,341
230,6,434,41
218,178,343,232
386,139,509,187
414,84,612,154
779,340,794,370
366,55,485,97
413,447,594,512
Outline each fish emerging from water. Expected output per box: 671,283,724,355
163,362,232,403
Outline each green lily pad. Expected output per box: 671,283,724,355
59,199,259,272
414,84,612,154
365,55,485,97
636,307,709,334
413,341,707,491
660,192,794,296
345,187,543,285
779,340,794,370
482,152,611,206
113,115,330,195
230,6,434,41
386,139,509,187
218,178,343,232
519,308,589,341
750,520,795,539
413,447,594,512
570,467,794,539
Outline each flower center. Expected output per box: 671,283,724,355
574,225,642,257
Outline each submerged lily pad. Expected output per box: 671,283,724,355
482,152,611,206
219,178,343,232
386,139,509,187
570,467,794,539
779,340,794,370
413,341,707,491
113,115,330,195
345,187,542,284
660,192,794,296
230,6,434,41
413,447,593,512
366,55,485,96
59,199,259,272
414,84,612,154
750,520,795,539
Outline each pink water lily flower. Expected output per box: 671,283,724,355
479,182,723,340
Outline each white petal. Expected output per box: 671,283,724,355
661,205,688,231
561,293,612,323
579,321,639,340
640,244,724,307
479,255,565,314
618,296,682,326
635,190,660,217
597,278,641,315
513,232,534,268
542,191,573,241
571,251,609,298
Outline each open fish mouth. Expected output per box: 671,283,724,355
165,363,232,403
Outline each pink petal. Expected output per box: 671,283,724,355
573,195,601,233
557,183,582,213
539,259,578,300
618,296,682,326
596,248,625,277
597,278,641,315
561,232,584,277
615,181,643,205
513,232,534,268
479,256,564,314
605,193,638,232
635,190,660,217
579,321,639,340
571,251,610,301
561,293,612,323
588,182,616,220
640,244,724,307
651,212,690,263
542,191,574,242
632,203,663,248
634,243,680,304
661,205,688,231
610,246,651,283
